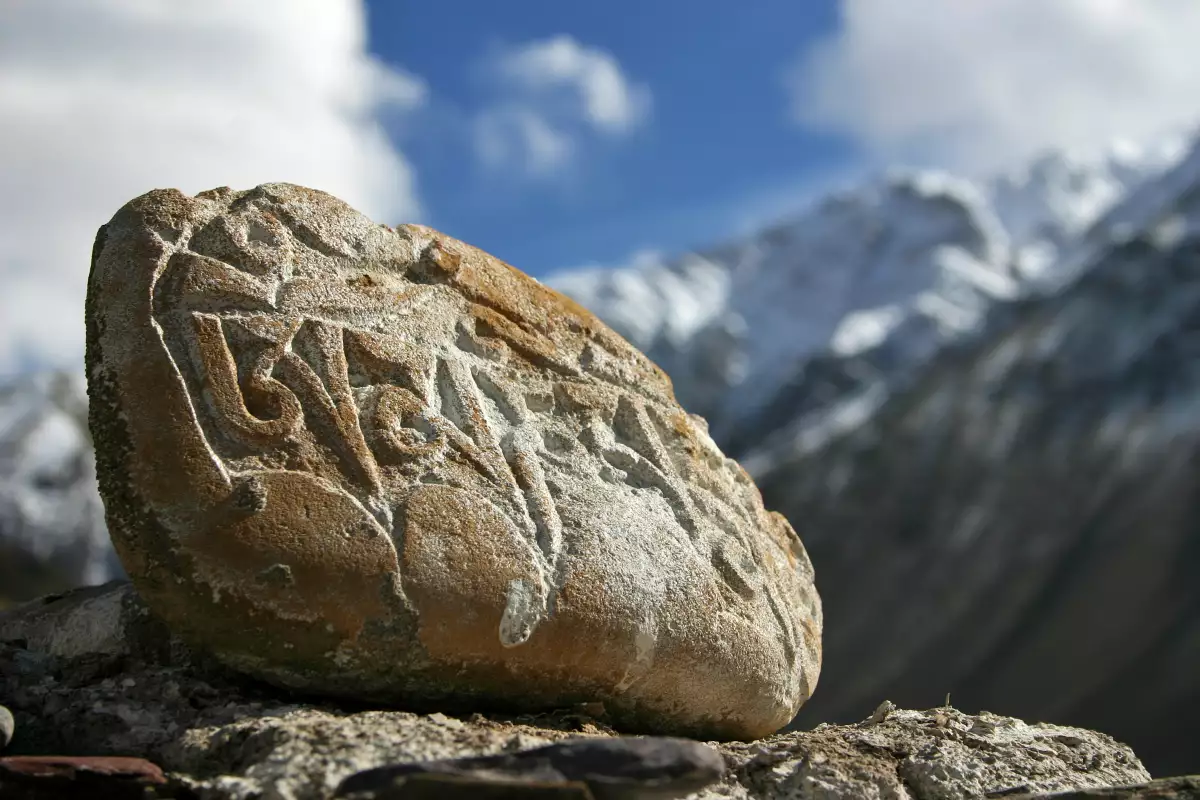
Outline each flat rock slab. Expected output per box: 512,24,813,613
85,183,820,740
0,584,1155,800
334,736,725,799
340,774,597,800
0,755,166,800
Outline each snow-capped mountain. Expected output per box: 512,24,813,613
739,137,1200,472
992,138,1187,283
547,139,1186,446
0,371,121,605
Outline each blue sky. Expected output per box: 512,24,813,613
364,1,853,277
5,1,1200,373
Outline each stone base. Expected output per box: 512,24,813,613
0,583,1179,800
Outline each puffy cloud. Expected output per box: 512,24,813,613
474,35,650,178
474,107,575,177
0,0,424,375
495,35,650,134
788,0,1200,170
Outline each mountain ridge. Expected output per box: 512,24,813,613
547,138,1186,444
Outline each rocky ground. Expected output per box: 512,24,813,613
0,583,1195,799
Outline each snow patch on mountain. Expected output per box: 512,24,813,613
0,372,120,597
547,249,730,352
741,134,1200,476
993,136,1189,285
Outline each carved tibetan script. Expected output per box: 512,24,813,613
147,204,801,661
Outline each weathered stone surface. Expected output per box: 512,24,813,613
0,585,1157,800
84,184,821,740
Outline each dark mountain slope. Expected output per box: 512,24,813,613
754,229,1200,775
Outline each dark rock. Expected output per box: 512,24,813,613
335,736,725,800
997,775,1200,799
340,773,594,799
0,755,166,800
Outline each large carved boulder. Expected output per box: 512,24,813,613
84,184,821,739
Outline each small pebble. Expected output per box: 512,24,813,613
867,699,896,725
0,705,13,750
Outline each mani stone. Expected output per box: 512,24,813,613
84,183,822,739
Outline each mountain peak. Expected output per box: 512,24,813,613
550,138,1184,435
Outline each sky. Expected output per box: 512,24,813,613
366,1,852,273
4,0,1200,375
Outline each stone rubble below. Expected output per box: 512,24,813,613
0,583,1183,799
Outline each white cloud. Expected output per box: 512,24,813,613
496,35,650,134
0,0,425,375
474,108,574,177
474,35,650,178
788,0,1200,171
